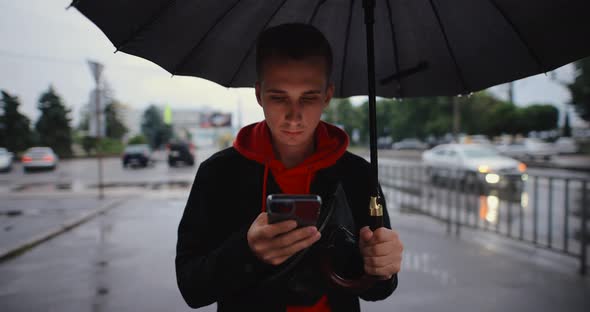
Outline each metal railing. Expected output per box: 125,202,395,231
379,164,589,275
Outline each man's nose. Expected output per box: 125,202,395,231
285,101,303,121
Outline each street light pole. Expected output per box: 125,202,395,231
88,60,105,199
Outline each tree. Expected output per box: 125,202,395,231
35,86,73,157
520,104,558,132
567,57,590,122
104,100,128,140
0,90,36,153
141,105,172,149
323,98,361,139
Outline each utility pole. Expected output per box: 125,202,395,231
88,60,105,199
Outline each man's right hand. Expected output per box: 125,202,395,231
247,212,321,266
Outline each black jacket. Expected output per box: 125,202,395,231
176,147,397,311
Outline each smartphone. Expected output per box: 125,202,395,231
267,194,322,228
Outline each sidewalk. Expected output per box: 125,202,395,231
0,195,588,311
371,212,590,312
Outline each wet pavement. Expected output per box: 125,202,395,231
0,195,124,259
0,191,201,312
0,191,589,311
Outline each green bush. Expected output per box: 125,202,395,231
97,138,124,155
127,134,148,145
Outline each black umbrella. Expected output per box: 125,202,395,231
69,0,590,289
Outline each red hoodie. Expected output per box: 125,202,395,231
233,120,349,312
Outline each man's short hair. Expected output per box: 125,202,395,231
256,23,333,81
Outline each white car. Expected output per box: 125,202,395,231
497,138,557,160
22,147,59,172
522,138,557,160
495,142,528,158
422,144,527,189
553,137,578,154
0,147,13,172
460,134,492,146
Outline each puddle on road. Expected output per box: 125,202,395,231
8,179,191,193
12,182,57,192
87,180,192,190
0,210,23,217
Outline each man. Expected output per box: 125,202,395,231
176,23,403,312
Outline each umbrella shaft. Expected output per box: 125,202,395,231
363,0,379,197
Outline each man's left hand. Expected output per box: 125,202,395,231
359,226,403,280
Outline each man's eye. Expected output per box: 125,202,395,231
301,97,318,102
270,97,286,101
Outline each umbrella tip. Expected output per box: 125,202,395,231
113,48,119,54
65,1,79,10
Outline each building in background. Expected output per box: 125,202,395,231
119,104,142,140
169,108,233,148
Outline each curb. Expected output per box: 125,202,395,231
0,198,127,263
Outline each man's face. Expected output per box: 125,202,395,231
256,56,334,150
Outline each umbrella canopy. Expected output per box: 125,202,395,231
72,0,590,98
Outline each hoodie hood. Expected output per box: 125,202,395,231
233,121,349,211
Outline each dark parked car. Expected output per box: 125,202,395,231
167,142,195,167
122,144,153,168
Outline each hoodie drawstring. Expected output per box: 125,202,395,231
261,162,269,212
305,167,313,193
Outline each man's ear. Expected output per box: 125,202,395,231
255,81,262,107
323,83,335,108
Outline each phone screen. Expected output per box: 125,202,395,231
267,194,321,227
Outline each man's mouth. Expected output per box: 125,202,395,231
282,130,304,136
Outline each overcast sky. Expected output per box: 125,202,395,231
0,0,584,128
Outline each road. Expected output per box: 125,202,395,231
1,148,588,194
0,148,219,195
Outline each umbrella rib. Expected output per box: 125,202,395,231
172,0,243,75
385,0,402,97
427,0,468,94
228,0,290,85
115,0,179,53
339,0,356,94
307,0,328,24
488,0,546,73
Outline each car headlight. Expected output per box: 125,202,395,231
485,173,500,184
478,165,490,173
518,162,527,173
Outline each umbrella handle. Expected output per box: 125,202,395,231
319,197,384,293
